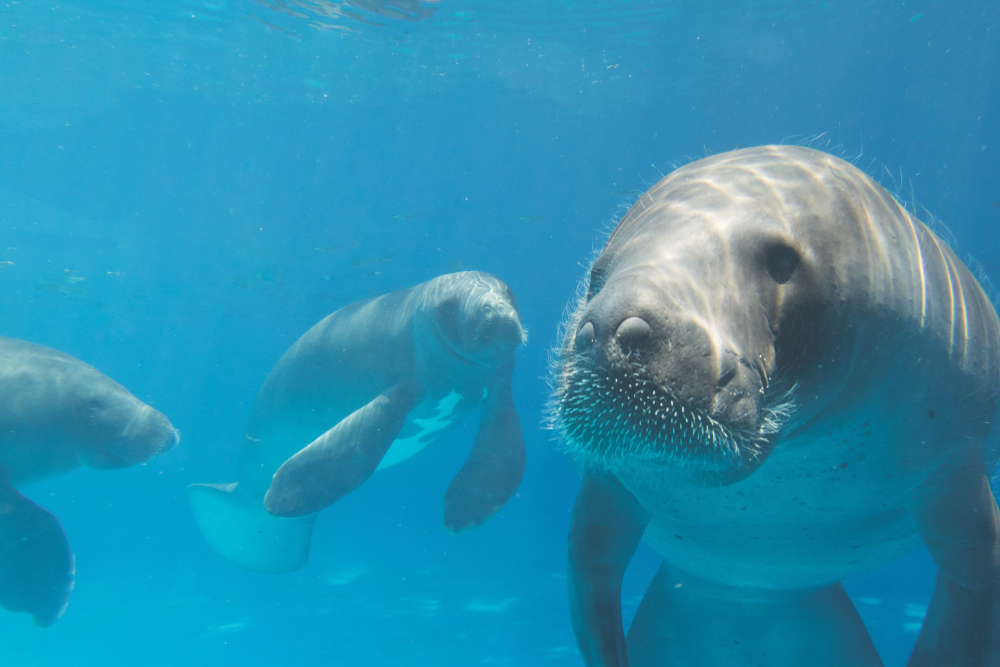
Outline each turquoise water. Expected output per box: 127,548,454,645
1,1,997,665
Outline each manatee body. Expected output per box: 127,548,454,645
553,146,1000,666
188,271,526,573
0,337,178,627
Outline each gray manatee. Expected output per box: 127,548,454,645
188,271,526,573
0,337,179,627
552,146,1000,666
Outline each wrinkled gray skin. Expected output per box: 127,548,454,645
0,337,178,627
553,146,1000,666
188,271,526,573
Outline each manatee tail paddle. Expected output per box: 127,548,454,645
187,482,316,574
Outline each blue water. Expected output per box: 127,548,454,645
0,0,997,665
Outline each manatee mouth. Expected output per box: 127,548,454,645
457,310,526,362
553,361,794,476
478,314,528,348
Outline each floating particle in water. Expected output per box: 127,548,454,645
255,270,282,284
0,260,13,267
545,645,577,658
421,599,441,616
197,618,251,639
517,215,547,222
313,245,343,252
904,603,928,618
464,597,520,613
323,564,367,586
38,271,86,294
392,213,423,220
350,258,392,268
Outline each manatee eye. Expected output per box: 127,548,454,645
764,243,801,284
85,398,103,416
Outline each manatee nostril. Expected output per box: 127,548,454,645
575,321,596,352
615,316,652,354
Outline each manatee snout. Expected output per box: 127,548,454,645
127,407,180,461
481,301,525,347
157,420,181,455
572,277,763,431
465,293,526,357
83,401,179,469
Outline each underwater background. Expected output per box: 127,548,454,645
0,0,997,665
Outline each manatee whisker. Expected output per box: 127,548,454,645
551,362,795,473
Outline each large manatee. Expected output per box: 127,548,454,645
0,337,178,627
552,146,1000,666
188,271,527,573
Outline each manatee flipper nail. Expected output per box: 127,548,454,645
264,378,425,517
443,379,525,533
0,466,74,628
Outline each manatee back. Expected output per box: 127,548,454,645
247,288,419,432
236,288,421,495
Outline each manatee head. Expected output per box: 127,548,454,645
553,147,877,485
76,381,179,470
424,271,526,366
459,274,526,358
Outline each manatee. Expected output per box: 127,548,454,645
551,146,1000,666
0,337,179,627
188,271,526,573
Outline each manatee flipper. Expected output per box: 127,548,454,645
907,453,1000,667
187,482,316,573
265,378,426,518
443,379,525,533
568,471,649,666
0,466,74,627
